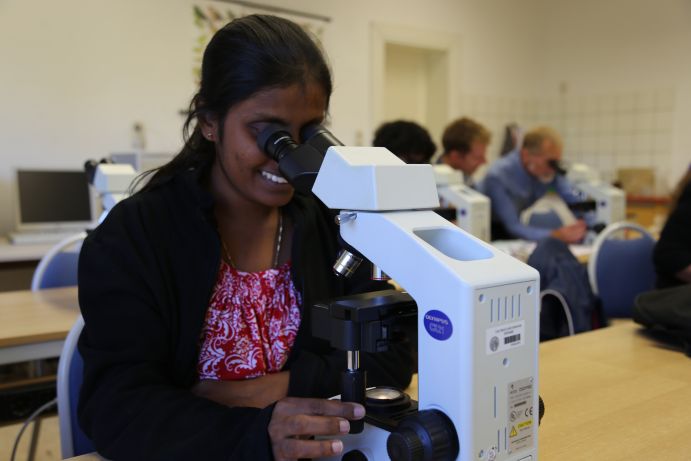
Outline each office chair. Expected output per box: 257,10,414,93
57,315,94,458
12,231,87,460
31,231,87,291
588,222,656,318
540,289,576,340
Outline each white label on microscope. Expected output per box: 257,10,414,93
485,321,524,355
507,377,535,453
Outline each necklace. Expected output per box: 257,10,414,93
221,210,284,269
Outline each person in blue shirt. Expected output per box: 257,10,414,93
479,126,586,242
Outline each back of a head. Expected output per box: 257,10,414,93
138,14,333,192
521,126,563,154
441,117,491,155
372,120,436,164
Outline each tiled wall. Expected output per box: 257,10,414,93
459,88,676,194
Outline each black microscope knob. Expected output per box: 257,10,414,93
538,395,545,425
386,409,458,461
387,427,425,461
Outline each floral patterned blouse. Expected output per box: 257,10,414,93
197,260,302,380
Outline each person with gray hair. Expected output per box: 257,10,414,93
479,125,586,242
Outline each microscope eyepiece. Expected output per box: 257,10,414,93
84,158,112,185
548,159,567,176
256,122,325,194
257,123,299,162
302,123,344,156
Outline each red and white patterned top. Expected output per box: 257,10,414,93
197,260,302,380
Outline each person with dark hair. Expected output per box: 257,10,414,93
478,126,586,242
653,167,691,288
372,120,436,164
437,117,491,185
78,15,413,461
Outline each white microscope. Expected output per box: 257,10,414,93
258,125,541,461
84,159,137,223
433,165,491,242
566,163,626,227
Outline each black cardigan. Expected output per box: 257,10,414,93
653,181,691,288
77,169,414,461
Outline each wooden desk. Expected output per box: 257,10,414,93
539,320,691,459
407,321,691,459
0,287,79,365
66,321,691,460
626,194,670,230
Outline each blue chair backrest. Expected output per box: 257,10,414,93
32,232,86,291
595,235,656,317
68,346,95,455
58,316,95,458
527,210,563,230
38,252,80,289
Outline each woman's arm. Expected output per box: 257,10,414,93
78,207,274,461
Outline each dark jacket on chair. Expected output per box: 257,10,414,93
77,168,414,461
527,238,600,340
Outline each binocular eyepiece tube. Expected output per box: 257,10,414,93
256,123,299,163
256,123,343,195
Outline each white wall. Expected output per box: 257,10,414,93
536,0,691,191
0,0,543,234
4,1,688,234
0,0,197,233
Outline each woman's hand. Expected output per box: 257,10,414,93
269,397,365,461
192,371,289,408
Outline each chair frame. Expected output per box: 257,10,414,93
56,315,85,459
587,221,654,296
540,288,575,337
31,231,87,291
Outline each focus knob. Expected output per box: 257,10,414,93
386,410,458,461
387,427,425,461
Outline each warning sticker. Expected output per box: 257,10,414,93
485,321,525,355
507,377,535,453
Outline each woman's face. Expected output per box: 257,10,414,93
205,82,327,210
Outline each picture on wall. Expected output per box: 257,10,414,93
192,1,327,84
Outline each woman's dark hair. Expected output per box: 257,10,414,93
372,120,436,164
670,166,691,212
136,14,332,191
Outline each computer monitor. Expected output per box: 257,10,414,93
14,169,96,233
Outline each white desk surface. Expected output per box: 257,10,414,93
0,237,53,263
0,286,79,365
492,239,592,263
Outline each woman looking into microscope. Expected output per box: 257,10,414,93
77,15,413,461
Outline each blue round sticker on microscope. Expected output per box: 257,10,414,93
423,310,453,341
